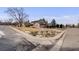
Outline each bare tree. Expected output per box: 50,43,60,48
6,7,28,27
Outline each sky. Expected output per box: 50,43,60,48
0,7,79,24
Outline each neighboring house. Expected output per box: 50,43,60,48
31,19,47,28
33,23,40,28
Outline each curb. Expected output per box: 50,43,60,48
9,26,52,45
9,26,37,45
9,26,65,47
32,31,65,51
49,30,66,51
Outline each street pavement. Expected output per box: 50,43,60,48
61,28,79,51
0,25,35,51
0,25,79,51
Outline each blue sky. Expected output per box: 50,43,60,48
0,7,79,24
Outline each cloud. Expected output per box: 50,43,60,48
0,13,79,25
55,15,79,25
29,15,79,25
0,13,9,21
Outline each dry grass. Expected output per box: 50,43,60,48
15,27,63,37
16,27,39,32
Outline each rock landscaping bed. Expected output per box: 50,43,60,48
30,30,61,37
15,27,62,38
10,26,65,51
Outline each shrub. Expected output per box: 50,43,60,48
30,31,38,36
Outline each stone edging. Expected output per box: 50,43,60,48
49,30,66,51
9,26,65,46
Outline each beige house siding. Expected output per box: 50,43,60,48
33,23,47,28
33,23,40,28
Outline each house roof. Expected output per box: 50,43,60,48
31,19,46,25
